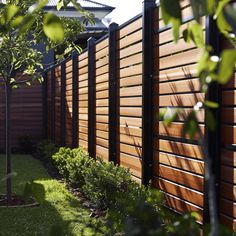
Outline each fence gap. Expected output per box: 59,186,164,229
108,23,119,164
88,37,96,158
204,16,221,225
51,67,56,142
60,61,66,147
141,0,156,185
72,52,79,148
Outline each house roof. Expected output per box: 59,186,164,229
0,0,115,11
45,0,114,11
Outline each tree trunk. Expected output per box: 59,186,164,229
5,83,12,204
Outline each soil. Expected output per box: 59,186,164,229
32,151,61,180
0,194,36,207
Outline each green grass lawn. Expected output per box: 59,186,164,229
0,155,106,236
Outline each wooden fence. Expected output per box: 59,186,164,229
0,83,43,149
44,0,236,231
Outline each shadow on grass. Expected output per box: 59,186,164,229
0,155,106,236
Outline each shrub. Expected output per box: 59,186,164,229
36,140,59,160
52,146,94,187
106,189,166,235
82,158,138,209
51,147,72,178
66,148,94,187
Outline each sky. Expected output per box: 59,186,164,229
98,0,143,25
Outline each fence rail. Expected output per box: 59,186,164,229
44,0,236,231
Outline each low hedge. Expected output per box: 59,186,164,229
37,142,232,235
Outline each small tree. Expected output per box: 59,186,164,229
159,0,236,235
0,0,93,204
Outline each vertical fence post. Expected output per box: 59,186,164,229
51,67,56,142
42,71,48,140
204,16,221,226
60,61,66,147
142,0,156,185
72,51,78,148
88,37,96,158
109,23,119,163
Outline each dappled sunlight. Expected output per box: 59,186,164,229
0,155,105,235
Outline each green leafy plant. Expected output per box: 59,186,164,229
159,1,236,235
66,147,93,187
82,158,138,209
51,147,72,178
37,140,59,161
106,188,166,235
23,180,45,205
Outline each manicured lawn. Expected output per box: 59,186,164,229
0,155,106,236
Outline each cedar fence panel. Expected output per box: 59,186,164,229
43,0,236,231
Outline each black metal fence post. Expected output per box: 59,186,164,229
51,67,56,142
72,51,78,148
88,37,96,158
42,71,48,140
204,16,221,226
142,0,156,185
108,23,119,163
61,61,66,147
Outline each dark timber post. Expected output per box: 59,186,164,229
61,61,66,147
108,23,119,163
88,37,96,158
42,71,48,139
204,16,221,229
72,51,78,148
51,67,56,142
142,0,156,185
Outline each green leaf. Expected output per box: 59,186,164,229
172,18,181,42
31,182,45,205
183,28,191,43
206,0,215,14
10,15,24,28
190,22,205,48
217,49,236,84
215,0,232,33
215,0,230,18
5,4,19,22
160,107,179,126
160,0,181,24
190,0,207,22
43,13,64,42
24,181,45,204
204,100,219,108
205,109,216,131
57,0,63,11
182,112,198,140
224,4,236,32
33,0,49,12
191,212,200,220
197,49,210,74
19,15,35,34
160,0,181,42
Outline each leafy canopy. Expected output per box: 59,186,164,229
0,0,93,87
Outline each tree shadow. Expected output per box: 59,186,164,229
0,155,106,236
154,64,205,221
